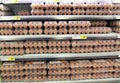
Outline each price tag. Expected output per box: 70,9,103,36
12,0,19,3
8,57,15,61
80,35,87,39
14,16,20,20
1,57,15,61
54,0,60,2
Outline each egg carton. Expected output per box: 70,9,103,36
48,75,70,81
48,68,70,75
48,61,69,69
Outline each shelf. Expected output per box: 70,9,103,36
0,51,120,61
114,16,120,20
2,0,120,4
0,33,118,41
0,15,118,21
2,78,120,83
112,0,120,4
118,34,120,38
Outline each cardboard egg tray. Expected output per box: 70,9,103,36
0,39,120,55
1,61,47,71
71,68,92,74
0,42,24,49
114,72,120,78
111,5,120,15
2,75,46,82
31,3,120,15
48,75,70,81
1,69,47,77
92,72,114,79
112,27,120,33
25,47,71,54
48,68,70,75
0,21,114,35
1,59,120,82
47,61,69,69
91,21,107,27
0,48,24,55
110,21,120,27
70,60,92,68
71,74,92,80
1,61,47,82
114,59,120,72
110,21,120,33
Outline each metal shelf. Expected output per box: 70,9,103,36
0,15,118,21
2,78,120,83
114,16,120,20
2,0,120,4
0,33,118,41
0,51,120,61
112,0,120,4
118,34,120,38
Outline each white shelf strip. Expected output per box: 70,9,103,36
0,33,118,41
0,51,120,61
0,15,116,21
2,78,120,83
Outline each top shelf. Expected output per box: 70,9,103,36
0,15,120,21
1,0,120,4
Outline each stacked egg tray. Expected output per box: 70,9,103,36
1,61,47,82
110,21,120,33
1,59,120,82
31,3,120,15
0,21,113,35
0,39,120,55
48,61,70,81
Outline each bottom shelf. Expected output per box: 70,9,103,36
2,78,120,83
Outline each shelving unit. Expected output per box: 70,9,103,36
0,33,118,41
2,78,120,83
0,15,117,21
0,51,120,61
0,1,120,83
1,15,120,21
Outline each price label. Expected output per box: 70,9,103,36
12,0,19,3
80,35,87,39
54,0,60,2
14,16,20,20
8,57,15,61
1,57,15,61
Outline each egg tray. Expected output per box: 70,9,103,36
0,21,113,35
47,61,70,69
1,59,120,82
112,27,120,33
48,75,70,81
0,39,120,55
48,68,70,75
1,40,119,49
0,45,119,55
71,72,120,80
31,3,120,15
2,75,47,82
110,21,120,27
1,61,47,71
70,59,115,68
